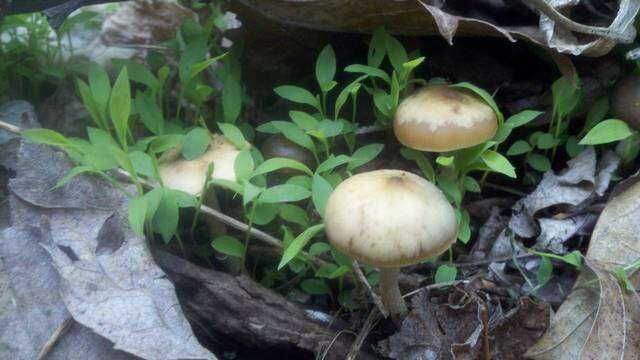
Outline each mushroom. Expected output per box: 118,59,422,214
159,133,243,192
393,85,498,152
324,169,457,317
611,75,640,130
260,134,315,178
159,133,251,273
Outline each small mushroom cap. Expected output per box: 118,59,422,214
260,134,315,174
611,75,640,130
324,169,457,268
393,85,498,152
159,134,248,195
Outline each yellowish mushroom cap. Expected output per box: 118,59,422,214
324,169,457,268
393,85,498,152
158,133,249,195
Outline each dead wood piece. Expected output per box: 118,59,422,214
152,249,377,360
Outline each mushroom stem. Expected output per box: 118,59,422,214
379,267,408,318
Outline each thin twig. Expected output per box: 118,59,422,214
438,253,537,268
346,309,381,360
352,260,388,318
0,119,21,133
36,316,73,360
483,182,527,197
402,278,473,298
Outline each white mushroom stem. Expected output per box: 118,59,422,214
379,267,408,318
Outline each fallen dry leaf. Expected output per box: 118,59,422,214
526,178,640,359
6,141,216,360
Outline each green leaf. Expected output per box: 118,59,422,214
128,195,148,236
344,64,390,84
143,187,162,220
112,59,159,90
436,156,454,166
451,82,504,123
316,119,343,138
274,85,321,111
52,166,94,189
210,178,243,194
536,133,556,150
315,44,336,88
462,176,481,193
435,265,457,283
537,256,553,286
584,97,609,132
384,33,408,73
253,158,313,177
211,235,245,258
186,53,227,84
180,127,210,160
173,190,198,207
223,72,242,123
309,242,331,256
289,111,318,131
234,149,254,182
278,224,325,270
242,181,262,206
152,188,179,244
579,119,634,145
109,67,131,149
565,135,583,157
22,128,71,148
279,204,310,228
135,93,163,135
348,144,384,171
287,175,312,189
129,151,155,178
367,27,386,67
77,78,107,130
481,150,516,178
335,77,365,119
552,76,583,120
457,210,471,244
273,122,316,153
316,155,351,173
562,250,583,269
505,110,543,128
253,202,279,225
527,153,551,172
218,123,246,149
260,184,311,203
178,37,208,85
507,140,532,156
402,56,425,71
88,62,111,117
149,134,184,153
300,279,331,295
400,147,435,182
312,173,333,217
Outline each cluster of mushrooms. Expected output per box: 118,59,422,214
158,84,499,319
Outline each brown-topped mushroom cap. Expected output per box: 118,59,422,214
324,169,457,268
393,85,498,152
158,133,249,195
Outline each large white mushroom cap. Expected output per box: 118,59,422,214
393,85,498,152
324,169,457,268
158,133,248,195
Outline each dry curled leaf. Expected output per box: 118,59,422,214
235,0,639,56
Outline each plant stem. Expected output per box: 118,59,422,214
379,267,407,318
243,201,258,268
